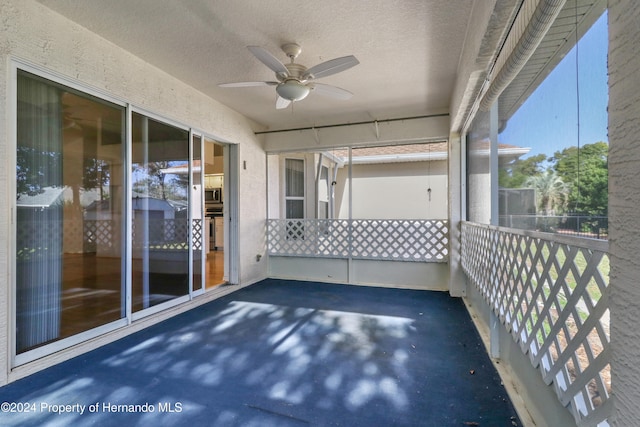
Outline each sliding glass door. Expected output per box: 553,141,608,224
16,70,126,354
131,112,190,312
14,68,219,362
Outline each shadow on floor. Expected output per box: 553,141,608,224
0,279,521,426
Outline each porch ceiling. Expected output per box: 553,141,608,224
35,0,473,131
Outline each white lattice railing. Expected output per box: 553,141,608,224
85,219,198,251
461,221,610,427
267,219,448,262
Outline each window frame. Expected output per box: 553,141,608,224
283,157,306,219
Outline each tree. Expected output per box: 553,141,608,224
83,158,110,200
524,171,569,215
132,161,189,202
550,142,608,215
499,153,547,188
16,146,62,198
133,161,170,200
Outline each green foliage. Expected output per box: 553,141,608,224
500,142,608,217
83,158,111,200
132,161,188,202
550,142,608,215
499,153,547,188
523,171,569,215
16,146,62,198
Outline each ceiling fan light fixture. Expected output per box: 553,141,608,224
276,80,310,101
220,44,359,109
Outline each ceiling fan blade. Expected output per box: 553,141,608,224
276,96,291,109
247,46,289,76
303,55,359,80
310,83,353,100
218,81,278,88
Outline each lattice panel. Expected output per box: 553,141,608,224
16,218,63,255
461,222,611,427
267,219,448,262
351,219,448,261
267,219,350,257
192,219,202,250
132,219,189,250
84,220,116,248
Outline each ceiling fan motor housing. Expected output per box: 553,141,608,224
281,43,302,60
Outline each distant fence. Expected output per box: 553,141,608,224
499,215,608,240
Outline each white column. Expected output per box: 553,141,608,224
448,132,466,297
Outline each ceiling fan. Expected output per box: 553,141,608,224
219,43,359,109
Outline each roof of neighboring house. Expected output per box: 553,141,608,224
329,141,529,165
130,194,188,211
468,140,530,154
16,186,66,208
159,160,202,175
468,140,531,164
336,142,449,158
331,142,448,165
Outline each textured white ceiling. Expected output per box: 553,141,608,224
36,0,473,131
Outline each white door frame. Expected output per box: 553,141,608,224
224,143,240,285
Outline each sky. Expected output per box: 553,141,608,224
499,11,608,160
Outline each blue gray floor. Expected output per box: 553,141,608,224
0,279,521,426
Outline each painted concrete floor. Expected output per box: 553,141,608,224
0,279,521,426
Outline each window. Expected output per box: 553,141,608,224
285,158,304,219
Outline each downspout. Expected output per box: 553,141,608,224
479,0,566,111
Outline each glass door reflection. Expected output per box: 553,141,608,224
192,133,203,294
131,113,189,311
15,71,126,354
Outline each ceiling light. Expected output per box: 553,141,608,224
276,80,310,101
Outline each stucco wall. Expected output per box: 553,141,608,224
335,160,448,220
608,1,640,425
0,0,268,383
269,256,449,291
